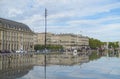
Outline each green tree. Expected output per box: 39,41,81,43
89,38,104,49
34,44,63,51
108,42,119,48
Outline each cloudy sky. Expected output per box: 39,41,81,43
0,0,120,42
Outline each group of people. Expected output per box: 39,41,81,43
64,46,91,56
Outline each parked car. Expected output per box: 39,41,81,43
16,50,27,53
0,50,12,53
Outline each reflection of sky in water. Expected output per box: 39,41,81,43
18,57,120,79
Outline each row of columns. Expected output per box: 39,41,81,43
0,30,34,51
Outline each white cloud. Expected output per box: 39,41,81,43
39,0,120,20
48,11,74,20
8,8,23,17
0,0,120,41
68,16,120,26
79,23,120,41
21,14,44,25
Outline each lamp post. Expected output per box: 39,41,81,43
106,42,109,57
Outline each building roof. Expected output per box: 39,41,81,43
0,18,32,32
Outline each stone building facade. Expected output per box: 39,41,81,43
0,18,34,51
36,32,89,49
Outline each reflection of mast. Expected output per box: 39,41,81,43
44,8,47,79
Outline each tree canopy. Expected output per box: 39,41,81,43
89,38,104,49
89,38,119,49
34,44,63,51
108,42,119,48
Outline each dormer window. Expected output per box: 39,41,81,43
19,28,21,30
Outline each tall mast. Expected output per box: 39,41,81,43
45,8,47,48
44,8,47,79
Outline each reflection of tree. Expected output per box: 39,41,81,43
34,44,63,51
89,51,101,61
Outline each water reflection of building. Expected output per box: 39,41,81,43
0,53,35,79
0,65,33,79
36,33,89,49
36,54,89,66
0,53,90,79
0,53,35,70
0,18,34,51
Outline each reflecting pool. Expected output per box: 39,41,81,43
19,57,120,79
0,53,120,79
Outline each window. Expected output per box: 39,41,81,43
0,21,2,26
